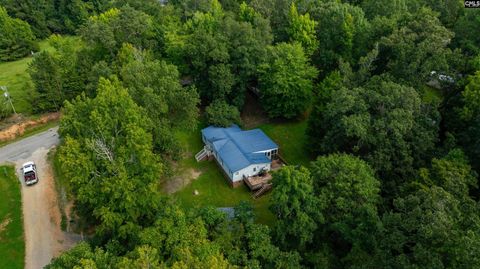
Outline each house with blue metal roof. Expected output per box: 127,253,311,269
196,125,279,187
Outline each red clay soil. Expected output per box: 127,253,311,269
0,112,60,142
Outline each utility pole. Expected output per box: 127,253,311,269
0,86,17,115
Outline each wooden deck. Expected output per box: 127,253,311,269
244,173,272,191
243,157,286,198
271,159,284,171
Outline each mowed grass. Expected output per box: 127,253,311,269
172,118,312,226
0,166,24,269
0,40,53,115
258,119,312,167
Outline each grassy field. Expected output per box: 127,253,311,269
0,166,24,269
258,119,311,167
171,118,312,226
0,40,53,115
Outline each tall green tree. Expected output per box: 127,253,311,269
454,9,480,58
167,0,272,107
271,166,318,251
308,1,369,75
28,35,84,112
28,51,63,111
375,8,458,87
79,6,157,60
286,3,318,56
308,76,439,190
58,77,162,245
309,154,381,268
311,155,380,243
205,100,241,127
378,186,480,268
0,5,37,61
452,72,480,171
258,42,317,119
0,0,52,38
117,44,199,157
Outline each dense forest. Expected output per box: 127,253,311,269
2,0,480,268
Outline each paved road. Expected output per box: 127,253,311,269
0,127,59,163
0,126,81,269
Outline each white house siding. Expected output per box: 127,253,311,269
232,163,271,182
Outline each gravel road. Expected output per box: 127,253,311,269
0,127,81,269
0,127,59,163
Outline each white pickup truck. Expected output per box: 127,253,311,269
22,161,38,186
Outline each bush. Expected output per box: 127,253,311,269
205,100,241,127
0,6,38,62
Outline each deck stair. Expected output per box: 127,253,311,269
253,183,272,199
195,147,209,162
244,173,272,191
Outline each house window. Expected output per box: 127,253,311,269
235,172,239,175
253,167,256,172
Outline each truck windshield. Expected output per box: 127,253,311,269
24,171,36,180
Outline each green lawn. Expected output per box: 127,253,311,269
171,118,312,226
0,166,24,269
173,160,275,225
0,39,54,115
258,119,312,167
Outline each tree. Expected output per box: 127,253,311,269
117,44,199,157
416,149,478,199
461,71,480,121
307,71,343,149
258,42,317,119
374,8,457,87
378,186,480,268
308,1,369,75
0,5,37,61
361,0,411,19
309,154,381,267
448,72,480,171
28,35,84,112
28,51,63,111
286,3,318,56
167,0,272,107
454,9,480,57
222,10,272,106
45,242,114,269
58,77,162,246
0,0,53,38
271,166,318,251
79,6,157,60
308,76,439,190
205,100,241,127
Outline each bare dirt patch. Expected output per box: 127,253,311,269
241,91,269,128
163,168,202,194
0,215,11,235
0,112,60,142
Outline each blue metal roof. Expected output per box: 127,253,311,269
201,125,278,172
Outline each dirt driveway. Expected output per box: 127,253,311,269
15,147,81,269
0,127,81,269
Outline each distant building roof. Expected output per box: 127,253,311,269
217,207,235,220
201,125,278,172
